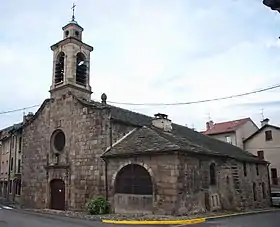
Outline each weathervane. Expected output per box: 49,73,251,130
71,2,76,21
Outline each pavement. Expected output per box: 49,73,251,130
191,210,280,227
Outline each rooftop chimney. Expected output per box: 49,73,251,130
23,112,34,123
206,120,214,130
152,113,172,132
261,118,269,127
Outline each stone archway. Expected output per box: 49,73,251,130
50,179,65,210
114,164,153,214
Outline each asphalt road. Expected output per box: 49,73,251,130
193,211,280,227
0,205,279,227
0,206,114,227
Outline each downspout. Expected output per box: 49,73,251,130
7,135,12,202
266,163,272,206
104,115,113,201
13,134,17,202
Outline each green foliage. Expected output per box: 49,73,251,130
87,196,110,215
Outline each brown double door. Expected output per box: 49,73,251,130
50,179,65,210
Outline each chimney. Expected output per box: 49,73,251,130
261,118,269,127
206,120,214,130
152,113,172,132
23,112,34,123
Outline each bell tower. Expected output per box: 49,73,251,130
49,4,93,100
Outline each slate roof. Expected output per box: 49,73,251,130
77,99,264,163
11,94,263,163
0,122,23,140
202,118,252,135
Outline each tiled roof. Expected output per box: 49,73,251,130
202,118,251,135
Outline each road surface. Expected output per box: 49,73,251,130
193,211,280,227
0,205,114,227
0,205,279,227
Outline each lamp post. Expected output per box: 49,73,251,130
263,0,280,12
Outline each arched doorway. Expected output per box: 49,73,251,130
114,164,153,213
50,179,65,210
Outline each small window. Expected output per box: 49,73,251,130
10,158,13,171
18,137,22,152
65,30,69,37
257,150,264,160
226,136,232,144
17,159,21,174
271,168,278,185
265,130,272,141
256,164,259,176
75,31,79,37
253,182,257,201
262,182,266,199
243,162,247,176
210,163,216,185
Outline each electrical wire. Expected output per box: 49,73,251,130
0,83,280,115
107,83,280,106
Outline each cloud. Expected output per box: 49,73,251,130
1,0,280,131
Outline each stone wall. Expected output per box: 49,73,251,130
106,152,271,215
22,92,111,210
106,154,179,215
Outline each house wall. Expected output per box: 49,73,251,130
206,120,258,149
0,131,22,202
236,121,259,149
244,126,280,189
207,132,237,146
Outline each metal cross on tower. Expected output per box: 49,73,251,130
71,3,76,21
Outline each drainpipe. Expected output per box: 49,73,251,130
104,118,113,201
7,135,13,202
267,163,272,206
12,134,17,203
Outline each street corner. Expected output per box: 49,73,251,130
101,218,206,225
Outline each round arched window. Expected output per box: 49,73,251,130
51,130,66,153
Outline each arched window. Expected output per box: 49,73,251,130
76,53,87,86
115,164,153,195
55,52,65,84
210,163,216,185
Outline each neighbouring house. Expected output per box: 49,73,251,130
202,118,259,149
244,118,280,190
0,15,269,215
0,123,23,203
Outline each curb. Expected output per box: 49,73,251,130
101,208,280,225
205,208,280,221
102,218,205,225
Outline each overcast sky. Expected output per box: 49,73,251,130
1,0,280,131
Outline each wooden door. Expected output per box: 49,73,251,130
50,179,65,210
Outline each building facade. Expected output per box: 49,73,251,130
0,123,23,203
202,118,259,149
244,118,280,191
6,16,270,214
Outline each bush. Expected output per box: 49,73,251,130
87,196,110,215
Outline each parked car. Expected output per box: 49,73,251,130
271,191,280,206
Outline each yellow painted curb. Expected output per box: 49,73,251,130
102,218,205,225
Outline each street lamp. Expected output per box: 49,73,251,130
263,0,280,12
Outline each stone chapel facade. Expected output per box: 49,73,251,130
20,18,271,215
